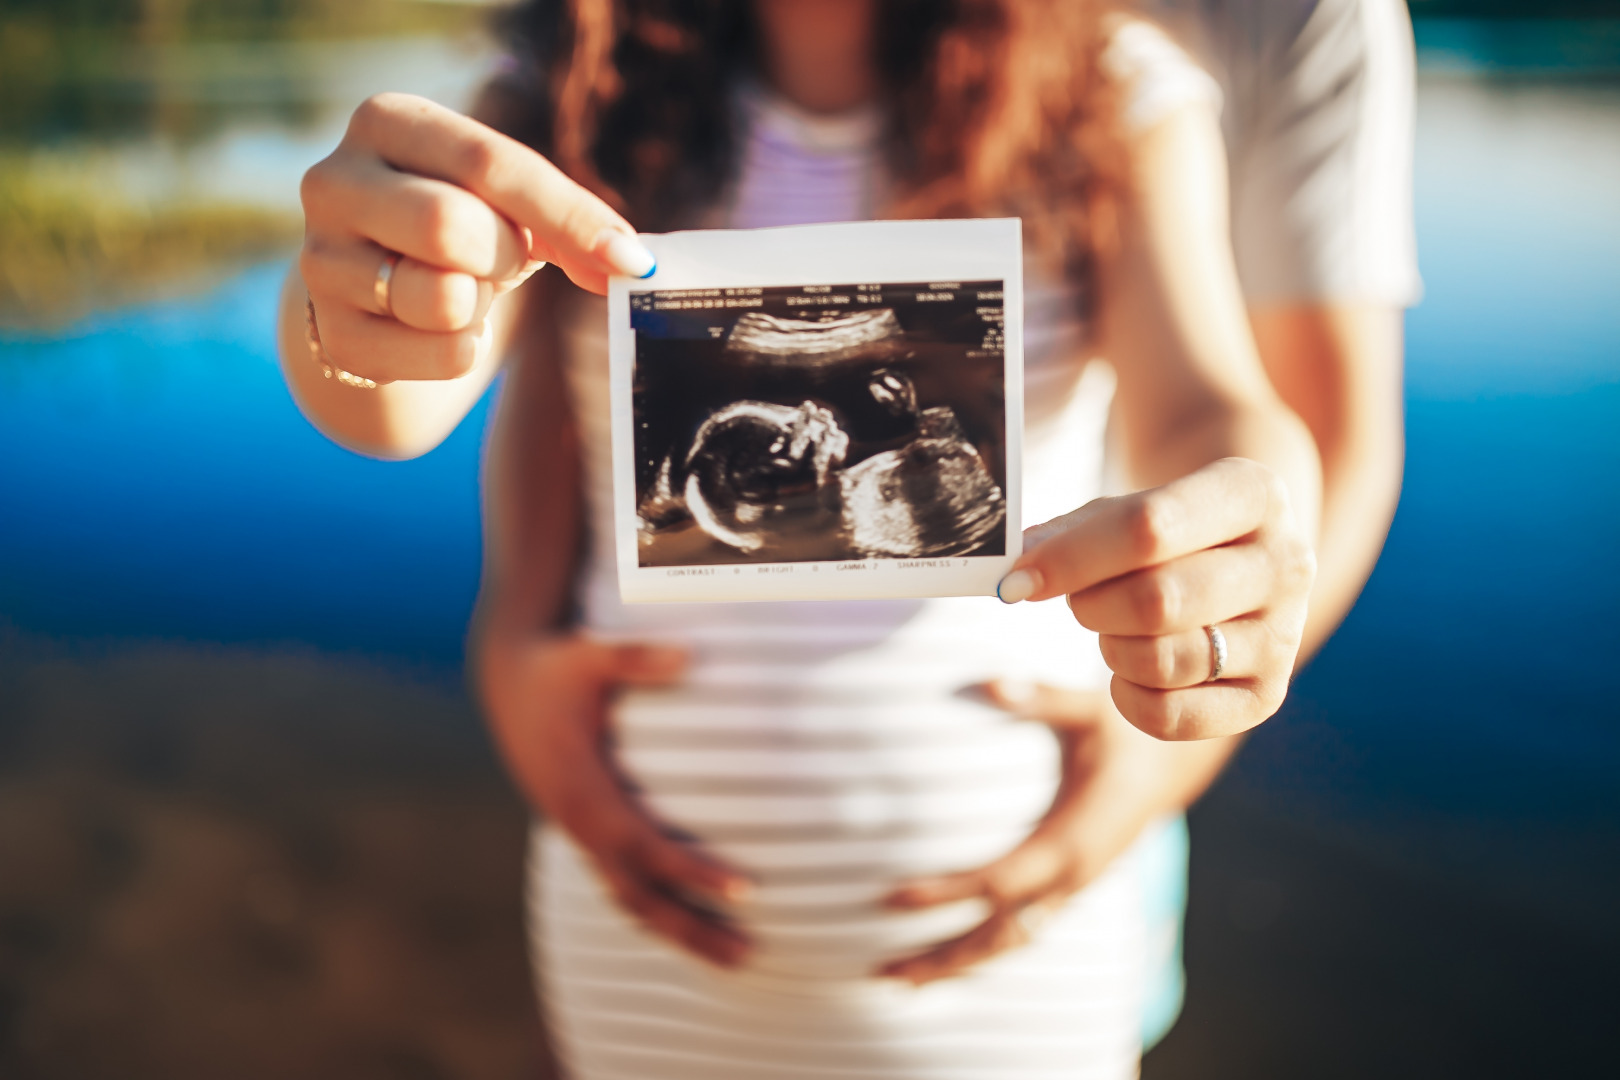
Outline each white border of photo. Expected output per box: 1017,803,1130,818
607,217,1024,604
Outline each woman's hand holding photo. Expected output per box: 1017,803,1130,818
997,457,1316,742
297,92,654,386
282,92,659,460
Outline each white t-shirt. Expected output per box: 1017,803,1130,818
1152,0,1424,305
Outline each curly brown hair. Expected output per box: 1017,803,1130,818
481,0,1122,282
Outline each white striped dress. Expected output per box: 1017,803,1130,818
526,25,1220,1079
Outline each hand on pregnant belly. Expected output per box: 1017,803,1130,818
995,457,1316,741
479,632,753,967
882,682,1233,983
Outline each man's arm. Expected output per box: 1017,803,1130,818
1250,303,1404,659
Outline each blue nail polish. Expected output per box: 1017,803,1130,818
638,260,657,279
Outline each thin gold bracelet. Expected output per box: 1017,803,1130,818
304,295,380,390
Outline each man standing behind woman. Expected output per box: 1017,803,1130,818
279,0,1414,1074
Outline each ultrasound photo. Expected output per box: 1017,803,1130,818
629,281,1008,567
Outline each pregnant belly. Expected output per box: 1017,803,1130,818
614,686,1062,981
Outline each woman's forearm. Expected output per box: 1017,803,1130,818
1251,303,1406,660
466,275,584,673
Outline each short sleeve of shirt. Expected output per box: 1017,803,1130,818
1154,0,1424,306
1104,18,1224,134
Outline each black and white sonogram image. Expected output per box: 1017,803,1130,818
629,281,1008,567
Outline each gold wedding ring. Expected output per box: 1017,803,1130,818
374,251,401,317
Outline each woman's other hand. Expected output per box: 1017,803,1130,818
997,457,1316,741
297,92,656,385
881,681,1233,984
479,632,754,968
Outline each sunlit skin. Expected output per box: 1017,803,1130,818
269,0,1414,984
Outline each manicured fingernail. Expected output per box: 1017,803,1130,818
996,568,1040,605
602,232,656,278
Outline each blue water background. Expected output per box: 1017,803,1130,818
1,273,490,668
2,55,1618,922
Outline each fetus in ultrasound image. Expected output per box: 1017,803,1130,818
629,282,1008,566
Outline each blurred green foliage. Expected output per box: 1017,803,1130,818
3,1,486,143
2,0,1610,327
0,153,300,328
0,2,486,325
1,1,486,144
0,0,482,41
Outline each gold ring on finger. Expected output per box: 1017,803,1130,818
374,251,402,317
1204,624,1228,682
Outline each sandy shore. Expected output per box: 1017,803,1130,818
1,636,1613,1078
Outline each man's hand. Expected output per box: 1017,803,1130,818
878,681,1235,984
479,632,753,968
996,458,1317,741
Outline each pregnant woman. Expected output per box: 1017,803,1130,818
278,1,1324,1075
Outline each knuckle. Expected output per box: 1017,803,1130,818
412,194,464,264
348,93,397,139
1266,533,1315,599
1128,495,1175,563
1261,463,1290,502
1150,634,1181,684
451,133,500,187
554,194,608,251
1130,571,1178,631
1096,633,1124,673
298,159,335,212
1119,685,1177,740
421,271,472,327
1259,466,1293,521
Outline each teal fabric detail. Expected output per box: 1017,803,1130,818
1137,814,1190,1051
